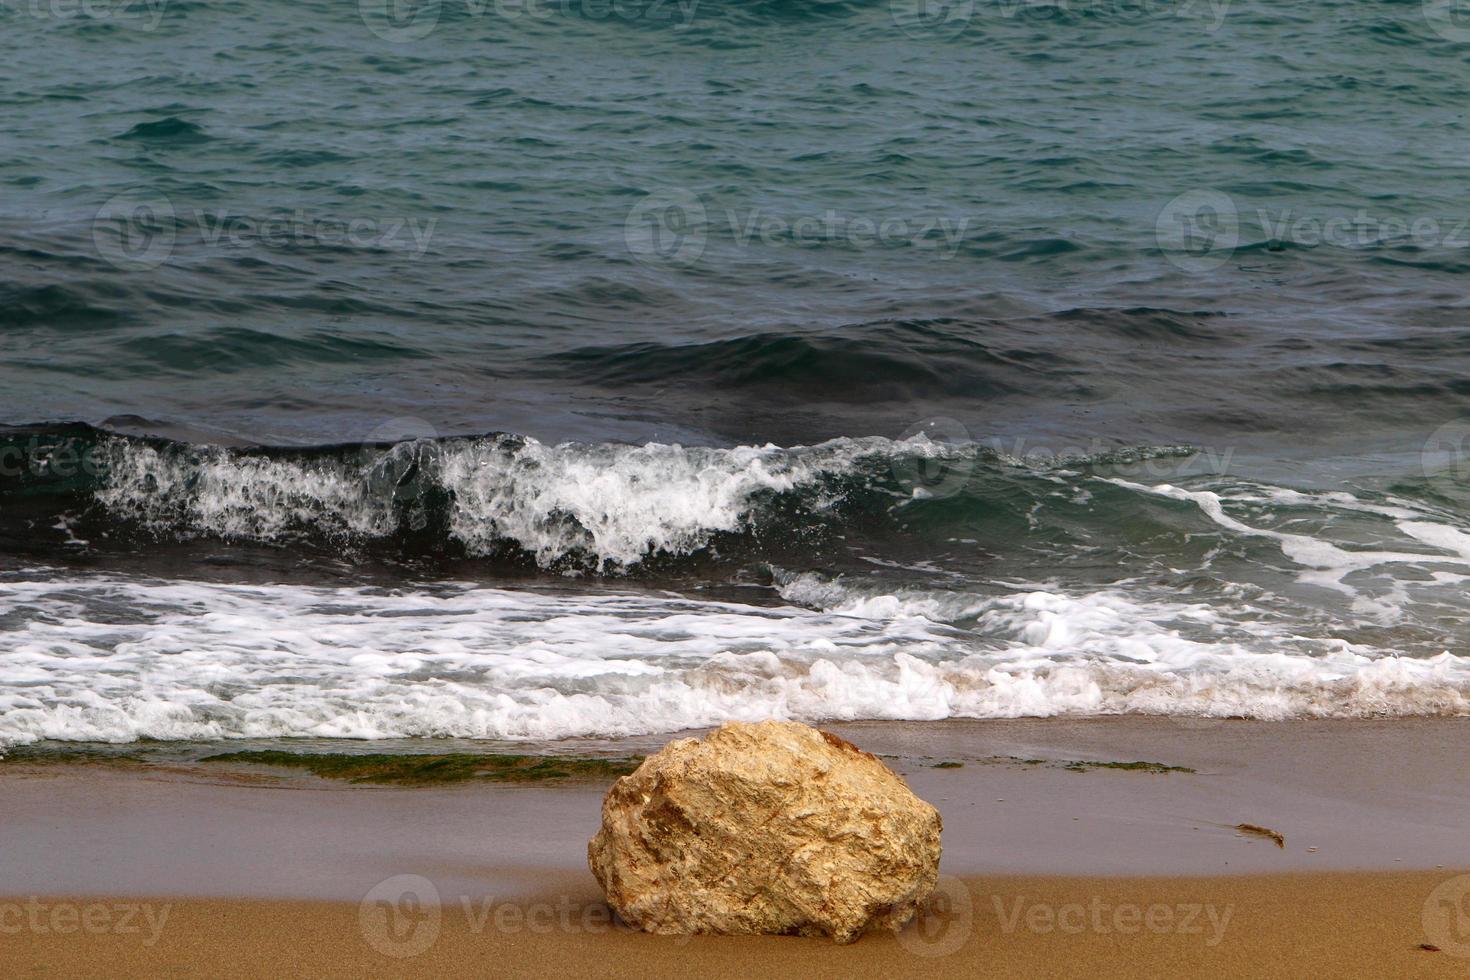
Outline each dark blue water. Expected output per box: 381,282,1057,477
3,0,1470,745
5,0,1470,454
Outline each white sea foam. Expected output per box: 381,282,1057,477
1110,479,1470,593
14,448,1470,745
93,434,950,570
96,443,400,540
3,565,1468,750
438,438,875,570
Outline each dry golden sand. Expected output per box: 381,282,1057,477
5,872,1469,978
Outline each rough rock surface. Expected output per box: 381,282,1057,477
587,720,942,943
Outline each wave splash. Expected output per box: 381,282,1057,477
6,426,1187,572
87,432,930,570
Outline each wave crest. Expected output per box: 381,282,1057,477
77,430,969,571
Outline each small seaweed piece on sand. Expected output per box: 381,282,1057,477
202,750,642,786
1062,760,1196,774
980,755,1195,773
1235,823,1286,848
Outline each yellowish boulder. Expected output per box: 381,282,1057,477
587,720,942,943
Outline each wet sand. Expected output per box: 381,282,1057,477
3,718,1469,976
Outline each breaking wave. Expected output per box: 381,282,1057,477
0,423,1192,573
6,424,1470,747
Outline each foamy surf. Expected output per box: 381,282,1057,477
6,426,1470,747
3,565,1469,751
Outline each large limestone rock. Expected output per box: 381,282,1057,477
587,720,942,943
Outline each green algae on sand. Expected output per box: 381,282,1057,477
986,756,1196,774
201,750,643,785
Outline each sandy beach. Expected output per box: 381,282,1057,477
3,718,1468,977
5,873,1465,979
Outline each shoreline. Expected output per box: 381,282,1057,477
5,716,1468,885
